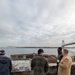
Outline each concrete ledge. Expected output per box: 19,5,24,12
11,62,75,75
49,62,75,66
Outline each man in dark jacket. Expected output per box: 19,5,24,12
31,49,49,75
0,50,12,75
57,47,63,69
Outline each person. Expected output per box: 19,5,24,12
31,49,49,75
0,49,12,75
58,49,72,75
57,47,63,69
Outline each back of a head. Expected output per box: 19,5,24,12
0,50,9,64
38,49,44,55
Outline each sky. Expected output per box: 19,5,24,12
0,0,75,47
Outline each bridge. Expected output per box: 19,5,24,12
62,40,75,47
61,40,75,55
62,42,75,47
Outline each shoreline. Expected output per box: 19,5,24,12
16,47,75,48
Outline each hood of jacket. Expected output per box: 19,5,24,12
0,57,9,64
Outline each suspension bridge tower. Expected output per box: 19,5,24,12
62,40,65,49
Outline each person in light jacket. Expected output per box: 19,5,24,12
58,49,72,75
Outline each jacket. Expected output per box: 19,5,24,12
58,54,72,75
0,56,12,75
31,55,49,75
57,54,63,68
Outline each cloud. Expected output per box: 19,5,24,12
0,0,75,47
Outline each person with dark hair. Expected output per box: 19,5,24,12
57,47,63,60
31,49,49,75
58,49,72,75
57,47,63,70
0,49,12,75
38,49,44,55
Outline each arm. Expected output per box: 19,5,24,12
44,59,49,73
59,55,63,61
59,58,70,69
31,59,34,70
10,60,12,72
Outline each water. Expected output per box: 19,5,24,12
0,47,75,57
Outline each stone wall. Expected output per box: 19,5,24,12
11,54,57,63
11,71,30,75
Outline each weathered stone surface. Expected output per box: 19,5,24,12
11,54,57,63
71,65,75,75
48,55,57,63
11,53,36,60
11,71,30,75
